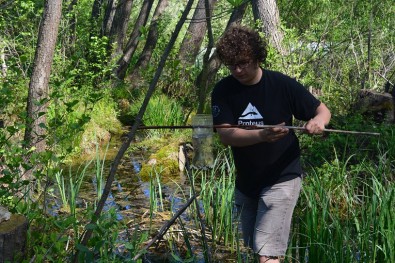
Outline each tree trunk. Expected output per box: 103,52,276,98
225,1,247,28
116,0,155,80
91,0,104,20
178,0,217,66
102,0,117,36
196,0,214,114
24,0,62,156
65,0,78,56
107,0,134,57
127,0,169,83
195,1,247,112
0,214,28,263
1,43,6,78
251,0,285,55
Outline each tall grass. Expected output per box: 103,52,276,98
132,133,395,263
129,93,186,137
54,160,92,215
54,141,109,214
51,145,151,262
94,142,109,202
288,147,395,263
141,146,246,261
198,148,239,250
147,166,166,227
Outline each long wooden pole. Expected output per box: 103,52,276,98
137,124,381,136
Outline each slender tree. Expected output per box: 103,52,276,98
24,0,62,159
1,42,6,78
64,0,78,56
102,0,117,36
251,0,285,54
195,1,248,112
116,0,155,80
127,0,170,82
91,0,104,21
107,0,134,57
178,0,217,66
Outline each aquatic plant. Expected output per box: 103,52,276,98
54,160,92,215
288,145,395,263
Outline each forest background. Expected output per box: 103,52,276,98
0,0,394,262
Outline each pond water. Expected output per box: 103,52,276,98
45,134,242,262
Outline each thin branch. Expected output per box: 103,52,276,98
132,195,197,261
183,143,211,262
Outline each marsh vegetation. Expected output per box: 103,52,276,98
1,0,394,262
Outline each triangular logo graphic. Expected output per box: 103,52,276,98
239,103,263,119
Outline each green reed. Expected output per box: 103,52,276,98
142,141,394,262
141,147,245,261
148,167,165,227
94,142,109,202
287,147,395,263
54,141,109,215
354,162,395,263
54,160,92,215
130,93,185,137
54,170,68,210
198,148,241,251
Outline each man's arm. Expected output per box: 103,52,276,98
216,123,289,147
304,102,331,134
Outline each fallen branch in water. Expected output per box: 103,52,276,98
132,195,197,261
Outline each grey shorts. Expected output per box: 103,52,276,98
235,176,302,257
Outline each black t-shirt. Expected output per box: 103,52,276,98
211,69,321,198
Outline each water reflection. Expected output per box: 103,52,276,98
44,138,238,262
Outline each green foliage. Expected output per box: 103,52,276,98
300,113,384,168
199,148,238,249
0,140,30,209
27,215,77,262
1,0,394,261
160,59,199,109
288,107,395,261
289,149,395,262
272,0,395,115
75,209,148,262
54,161,91,216
0,0,42,72
127,92,186,137
225,0,247,8
47,85,123,157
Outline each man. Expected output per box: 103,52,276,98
211,25,331,263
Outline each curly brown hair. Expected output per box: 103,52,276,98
216,25,267,65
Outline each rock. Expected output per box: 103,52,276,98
354,89,394,123
0,206,11,224
178,145,186,172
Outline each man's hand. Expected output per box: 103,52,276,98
304,102,331,135
304,118,325,134
259,122,289,143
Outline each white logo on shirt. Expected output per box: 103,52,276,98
239,103,263,119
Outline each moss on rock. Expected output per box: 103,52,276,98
139,141,182,182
